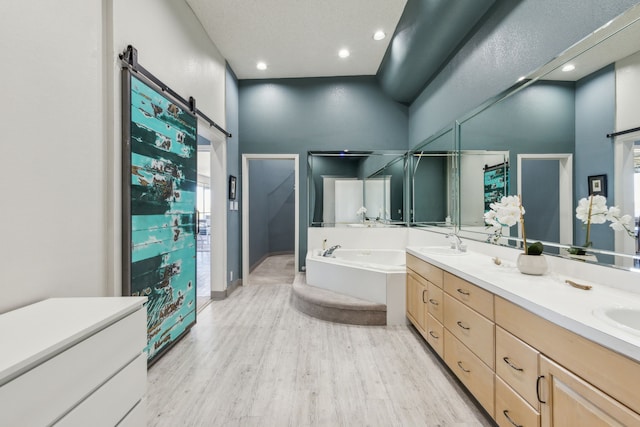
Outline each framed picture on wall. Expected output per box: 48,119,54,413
588,174,607,197
229,175,237,200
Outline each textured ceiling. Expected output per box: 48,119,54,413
185,0,407,80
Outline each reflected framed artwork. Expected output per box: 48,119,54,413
588,174,607,197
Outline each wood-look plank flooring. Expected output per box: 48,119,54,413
147,280,495,426
248,254,296,285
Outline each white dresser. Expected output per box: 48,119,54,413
0,297,148,427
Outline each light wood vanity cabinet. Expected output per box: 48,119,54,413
406,254,640,426
496,296,640,427
406,270,428,334
442,272,496,417
406,254,444,355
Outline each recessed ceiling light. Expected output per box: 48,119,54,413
562,64,575,72
373,30,386,41
517,76,526,82
256,62,267,70
338,49,350,58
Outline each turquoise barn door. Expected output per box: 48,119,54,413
122,72,198,363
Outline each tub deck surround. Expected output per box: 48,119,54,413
406,247,640,362
292,276,387,326
305,249,407,325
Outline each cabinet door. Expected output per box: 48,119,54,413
540,355,640,427
406,271,427,332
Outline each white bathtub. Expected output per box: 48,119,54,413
305,249,407,325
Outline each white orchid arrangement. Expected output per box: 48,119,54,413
356,206,367,221
571,195,635,254
484,195,543,255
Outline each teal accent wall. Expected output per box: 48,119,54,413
239,76,408,268
226,64,241,283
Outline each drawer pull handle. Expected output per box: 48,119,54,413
456,321,470,330
503,410,523,427
429,298,439,306
503,357,524,372
457,361,470,373
457,288,470,296
537,375,547,404
429,331,439,339
422,290,427,303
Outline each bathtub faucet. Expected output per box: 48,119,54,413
323,245,341,257
446,232,467,253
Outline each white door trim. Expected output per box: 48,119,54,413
242,154,299,285
517,153,573,246
198,120,227,296
614,131,640,263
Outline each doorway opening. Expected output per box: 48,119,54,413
614,133,640,268
517,154,573,254
196,121,227,308
242,154,299,285
196,135,212,310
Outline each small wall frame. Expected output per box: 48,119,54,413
229,175,237,200
588,174,607,197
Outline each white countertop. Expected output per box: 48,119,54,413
406,247,640,363
0,297,147,386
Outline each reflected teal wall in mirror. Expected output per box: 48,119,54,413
413,156,448,222
308,152,407,225
308,155,360,225
407,0,639,148
411,127,456,225
459,80,576,198
575,65,616,254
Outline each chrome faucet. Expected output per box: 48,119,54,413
446,232,467,252
323,245,341,257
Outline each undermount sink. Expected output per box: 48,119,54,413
418,246,468,256
594,307,640,335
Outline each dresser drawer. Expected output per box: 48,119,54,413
444,272,494,320
495,376,540,427
407,254,443,287
444,295,495,369
116,399,146,427
426,313,444,358
444,330,495,417
0,308,146,427
496,326,539,409
427,281,444,323
56,353,146,427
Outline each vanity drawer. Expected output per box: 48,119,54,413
407,254,443,288
496,326,540,409
444,330,495,417
426,313,444,358
427,281,444,323
444,272,494,320
496,376,540,427
444,295,495,369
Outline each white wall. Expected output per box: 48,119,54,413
0,0,227,313
0,1,106,313
616,50,640,132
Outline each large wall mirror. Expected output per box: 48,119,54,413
410,126,457,231
457,4,640,269
308,151,407,227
